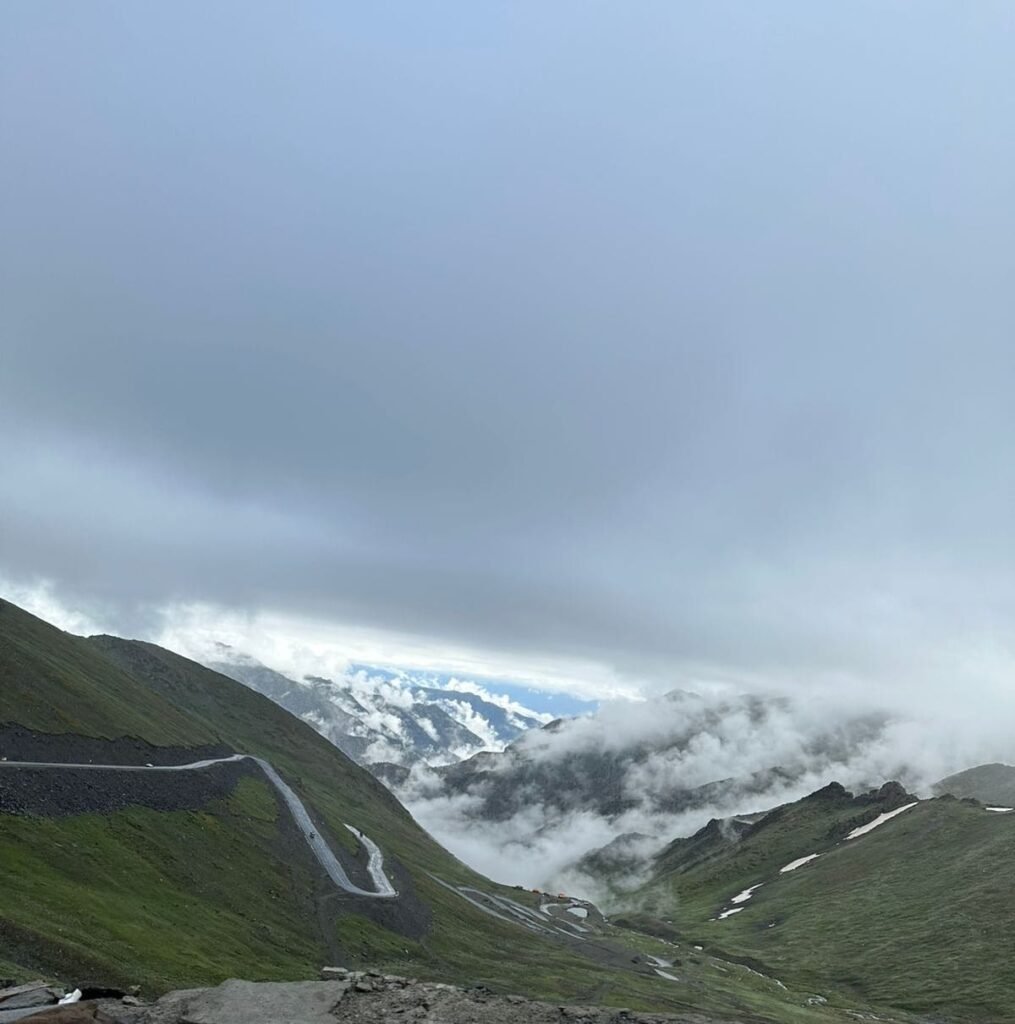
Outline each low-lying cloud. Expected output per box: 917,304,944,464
4,3,1015,720
395,687,1015,903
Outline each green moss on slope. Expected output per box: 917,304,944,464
0,778,323,992
0,600,212,744
633,793,1015,1020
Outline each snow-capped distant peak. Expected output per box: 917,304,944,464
202,649,558,772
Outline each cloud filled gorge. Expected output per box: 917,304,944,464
393,689,1014,901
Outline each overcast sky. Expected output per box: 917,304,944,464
2,2,1014,704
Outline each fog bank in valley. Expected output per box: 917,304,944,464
396,686,1014,902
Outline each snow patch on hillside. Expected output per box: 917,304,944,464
780,854,820,873
717,907,744,919
846,801,918,839
731,883,763,904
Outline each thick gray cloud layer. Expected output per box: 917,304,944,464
2,3,1015,700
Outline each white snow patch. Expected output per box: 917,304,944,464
59,990,82,1005
655,969,681,981
780,853,820,873
986,806,1013,813
846,801,918,840
718,907,744,919
730,883,763,904
567,906,589,919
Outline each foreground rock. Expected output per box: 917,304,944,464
0,983,64,1011
139,980,347,1024
18,973,743,1024
0,982,70,1024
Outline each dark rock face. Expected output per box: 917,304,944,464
857,780,913,807
807,782,849,801
874,781,911,803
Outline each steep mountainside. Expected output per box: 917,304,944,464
621,782,1015,1021
0,602,213,745
0,599,855,1024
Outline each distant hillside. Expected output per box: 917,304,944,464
620,781,1015,1021
933,762,1015,806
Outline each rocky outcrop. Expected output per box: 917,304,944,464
0,982,65,1011
15,973,741,1024
858,781,912,806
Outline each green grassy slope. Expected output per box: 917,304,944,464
0,777,324,991
631,789,1015,1021
0,600,213,743
0,601,859,1022
642,783,911,921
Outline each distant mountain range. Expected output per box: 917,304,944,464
6,596,1015,1022
205,647,553,769
399,689,893,823
384,688,928,905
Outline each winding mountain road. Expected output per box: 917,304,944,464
0,753,398,898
